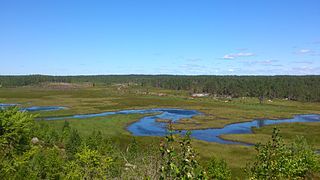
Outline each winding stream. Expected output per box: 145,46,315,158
0,104,67,111
1,104,320,145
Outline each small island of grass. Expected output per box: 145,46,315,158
155,118,172,123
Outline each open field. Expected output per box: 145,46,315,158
1,85,320,178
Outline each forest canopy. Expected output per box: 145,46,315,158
0,75,320,102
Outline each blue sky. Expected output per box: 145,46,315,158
0,0,319,75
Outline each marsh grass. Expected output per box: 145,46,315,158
1,85,320,178
221,122,320,149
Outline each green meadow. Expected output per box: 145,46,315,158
1,85,320,178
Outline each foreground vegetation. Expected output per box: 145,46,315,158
0,108,319,179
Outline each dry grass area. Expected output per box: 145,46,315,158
38,82,94,89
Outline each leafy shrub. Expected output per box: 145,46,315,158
21,146,64,179
65,145,113,179
206,156,231,180
0,107,35,155
85,130,103,151
65,129,82,160
246,128,320,179
33,120,61,147
159,127,206,179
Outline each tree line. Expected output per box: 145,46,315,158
1,75,320,101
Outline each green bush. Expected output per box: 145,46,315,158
19,146,65,179
65,129,82,160
246,128,320,179
206,156,231,180
0,107,35,155
159,129,206,179
65,145,113,179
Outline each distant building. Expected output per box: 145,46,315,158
191,93,210,97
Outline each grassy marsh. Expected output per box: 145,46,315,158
1,85,320,177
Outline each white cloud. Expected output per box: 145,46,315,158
294,61,313,65
291,66,320,75
241,59,280,66
298,49,311,54
294,49,319,56
223,55,235,59
260,60,278,65
222,52,255,59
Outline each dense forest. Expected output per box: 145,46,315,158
1,75,320,102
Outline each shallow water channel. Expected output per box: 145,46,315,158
0,103,66,111
1,104,320,145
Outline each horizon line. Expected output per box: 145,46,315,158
1,74,320,77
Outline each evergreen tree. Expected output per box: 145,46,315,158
65,129,82,160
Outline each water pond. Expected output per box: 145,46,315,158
1,104,320,145
42,108,320,145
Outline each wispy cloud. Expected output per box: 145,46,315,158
152,52,162,56
235,48,248,51
179,64,207,73
222,65,320,75
293,61,313,65
241,59,281,66
291,66,320,75
296,49,312,54
177,63,220,75
186,58,202,62
254,60,278,65
222,52,255,59
294,49,319,56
